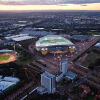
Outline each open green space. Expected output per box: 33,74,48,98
82,52,100,67
15,51,36,66
0,55,10,61
16,57,36,66
40,39,66,44
87,32,100,35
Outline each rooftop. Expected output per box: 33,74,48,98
42,71,55,79
71,35,89,41
36,35,74,47
65,71,77,80
0,76,20,92
5,34,35,42
0,49,14,53
12,35,34,42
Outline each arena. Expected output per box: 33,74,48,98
35,35,75,55
0,49,17,64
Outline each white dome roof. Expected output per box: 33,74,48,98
36,35,74,47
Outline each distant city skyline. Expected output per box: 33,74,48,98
0,0,100,10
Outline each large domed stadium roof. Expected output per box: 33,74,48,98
36,35,74,47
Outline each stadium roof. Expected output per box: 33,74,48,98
36,35,74,47
5,34,28,40
0,49,13,53
12,35,34,42
5,34,35,42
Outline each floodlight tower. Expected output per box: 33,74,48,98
13,44,16,51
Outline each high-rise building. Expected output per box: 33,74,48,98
41,71,56,93
60,58,68,74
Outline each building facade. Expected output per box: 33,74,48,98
41,71,56,93
60,58,68,74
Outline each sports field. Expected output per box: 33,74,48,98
0,54,10,61
0,53,16,64
36,35,74,47
40,39,67,44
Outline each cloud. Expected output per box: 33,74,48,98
62,0,100,4
0,0,100,5
81,4,88,6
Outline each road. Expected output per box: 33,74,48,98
72,36,100,61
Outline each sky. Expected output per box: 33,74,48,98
0,0,100,11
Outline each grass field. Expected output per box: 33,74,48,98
40,39,66,44
0,54,10,61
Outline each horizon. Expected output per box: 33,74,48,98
0,10,100,13
0,0,100,11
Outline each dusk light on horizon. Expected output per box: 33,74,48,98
0,0,100,100
0,0,100,10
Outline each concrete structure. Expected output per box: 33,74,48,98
0,76,20,94
36,35,75,55
56,73,64,82
37,87,48,94
65,72,77,80
41,71,56,93
56,71,77,82
60,58,68,74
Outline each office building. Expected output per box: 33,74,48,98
41,71,56,93
60,58,68,74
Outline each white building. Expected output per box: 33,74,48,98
60,58,68,74
5,34,35,42
0,76,20,94
41,71,56,93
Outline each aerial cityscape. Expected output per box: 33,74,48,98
0,0,100,100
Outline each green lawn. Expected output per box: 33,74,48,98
15,57,36,66
0,55,10,61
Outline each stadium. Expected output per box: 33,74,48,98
35,35,75,55
0,49,17,64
